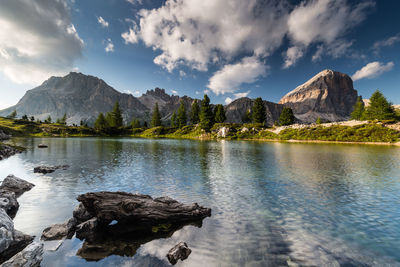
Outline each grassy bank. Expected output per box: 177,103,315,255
1,116,399,144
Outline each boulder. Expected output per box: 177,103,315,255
0,175,34,197
0,209,14,255
0,131,11,141
33,165,69,174
0,230,34,264
1,242,43,267
166,242,192,265
0,190,19,219
41,218,77,241
75,218,98,241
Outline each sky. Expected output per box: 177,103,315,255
0,0,399,109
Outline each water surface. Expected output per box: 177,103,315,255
1,138,400,266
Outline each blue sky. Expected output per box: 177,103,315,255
0,0,399,109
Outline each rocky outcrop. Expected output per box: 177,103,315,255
279,69,358,123
1,242,43,267
0,130,11,141
0,176,39,264
0,145,22,161
41,192,211,261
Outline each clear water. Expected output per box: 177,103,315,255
1,137,400,266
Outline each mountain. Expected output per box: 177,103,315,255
0,69,360,125
279,70,358,122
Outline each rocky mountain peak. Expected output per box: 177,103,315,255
279,69,358,122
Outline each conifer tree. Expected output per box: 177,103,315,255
45,116,52,124
60,113,67,125
94,113,108,131
8,110,17,119
242,109,252,123
151,103,162,127
252,97,266,124
214,104,226,123
364,90,396,120
112,102,123,127
200,94,214,131
316,117,322,124
171,112,177,127
177,100,187,128
279,107,295,126
350,96,365,120
190,99,200,124
131,117,141,128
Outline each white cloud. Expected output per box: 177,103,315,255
179,70,186,77
97,16,109,28
121,20,139,44
225,97,233,105
208,56,267,95
283,46,304,69
126,0,143,5
373,34,400,52
171,90,178,95
124,0,288,72
126,90,141,96
0,0,84,85
352,61,394,81
285,0,374,67
105,38,114,53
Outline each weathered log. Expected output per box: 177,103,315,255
0,175,35,197
1,242,43,267
41,218,77,241
33,165,69,174
73,203,93,224
76,192,211,225
166,242,192,265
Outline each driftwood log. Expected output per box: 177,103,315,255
76,192,211,225
41,191,211,261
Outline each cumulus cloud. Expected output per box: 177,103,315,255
352,61,394,81
0,0,84,85
207,56,267,95
285,0,374,67
122,0,288,72
105,39,114,52
97,16,109,27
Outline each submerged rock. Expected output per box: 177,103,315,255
0,175,35,197
33,165,69,174
166,242,192,265
1,242,43,267
37,144,48,148
41,218,77,241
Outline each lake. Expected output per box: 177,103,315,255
1,137,400,266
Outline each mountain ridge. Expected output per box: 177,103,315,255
0,69,360,125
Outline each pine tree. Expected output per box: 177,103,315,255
151,103,162,127
252,97,266,124
171,112,177,127
94,113,108,131
279,107,295,126
21,115,28,121
242,109,252,123
7,110,17,119
200,94,214,131
45,116,52,124
112,102,123,127
214,104,226,123
60,113,67,125
131,118,141,128
177,100,187,128
316,117,322,124
190,99,200,124
350,96,365,120
30,116,35,122
364,90,396,120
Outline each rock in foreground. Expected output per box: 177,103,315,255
0,175,35,197
33,165,69,174
1,242,43,267
167,242,192,265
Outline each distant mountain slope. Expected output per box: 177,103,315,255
0,69,361,125
279,69,358,122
